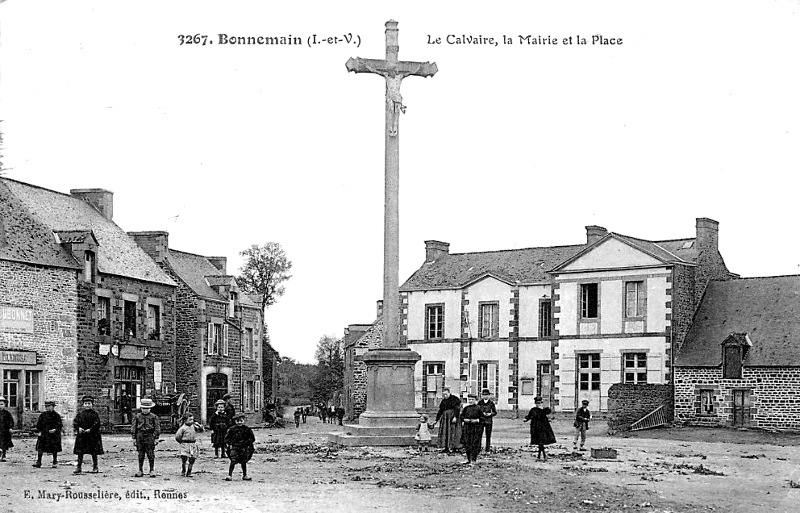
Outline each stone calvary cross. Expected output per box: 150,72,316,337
332,21,437,445
345,20,437,349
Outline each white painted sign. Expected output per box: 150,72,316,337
0,307,34,333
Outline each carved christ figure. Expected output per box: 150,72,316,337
385,73,406,137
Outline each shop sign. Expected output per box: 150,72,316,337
119,345,146,360
0,307,34,333
0,350,37,365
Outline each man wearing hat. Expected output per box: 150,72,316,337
222,393,235,423
224,412,255,481
33,400,63,468
477,388,498,453
574,399,592,452
72,395,104,474
460,394,483,465
0,396,14,462
131,397,161,477
210,399,230,458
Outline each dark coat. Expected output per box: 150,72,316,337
435,395,462,422
477,399,497,425
209,412,230,448
224,424,255,464
574,406,591,429
35,410,63,454
72,408,104,455
525,406,556,446
119,394,132,413
131,411,161,448
224,402,235,422
460,404,483,449
0,409,14,450
436,395,462,450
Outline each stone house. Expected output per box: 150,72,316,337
2,179,178,429
0,180,81,430
397,218,734,414
342,301,385,420
128,232,264,425
673,275,800,431
261,336,281,408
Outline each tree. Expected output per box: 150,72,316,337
310,335,344,405
277,356,316,404
237,242,292,312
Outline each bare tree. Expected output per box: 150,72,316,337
237,242,292,312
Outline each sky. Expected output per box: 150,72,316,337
1,0,798,363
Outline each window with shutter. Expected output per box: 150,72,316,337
723,345,742,379
625,281,646,318
479,302,499,339
207,323,214,355
223,324,229,356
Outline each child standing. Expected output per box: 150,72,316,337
224,413,255,481
210,399,230,458
0,396,14,462
574,399,592,451
72,395,104,474
33,400,62,468
524,396,556,461
414,415,433,453
131,397,161,477
174,413,203,477
461,394,483,464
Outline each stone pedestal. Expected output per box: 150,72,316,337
329,348,420,446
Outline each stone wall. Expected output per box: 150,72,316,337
607,383,673,431
346,318,383,420
674,367,800,431
0,260,79,432
77,274,176,429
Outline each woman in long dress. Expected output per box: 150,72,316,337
524,396,556,461
435,388,462,453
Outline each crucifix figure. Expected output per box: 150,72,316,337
346,21,437,348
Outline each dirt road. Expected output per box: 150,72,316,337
2,417,799,512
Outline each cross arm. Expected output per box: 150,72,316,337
346,57,438,78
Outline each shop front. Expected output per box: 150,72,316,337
0,350,44,428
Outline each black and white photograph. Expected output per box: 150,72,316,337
1,1,799,511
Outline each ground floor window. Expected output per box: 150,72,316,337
423,362,445,409
245,381,256,412
24,371,41,411
699,389,714,415
578,354,601,391
623,352,648,384
114,366,145,409
2,370,20,408
477,362,499,396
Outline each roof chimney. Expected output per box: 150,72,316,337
585,225,608,245
207,256,227,274
128,231,169,263
70,188,113,220
425,240,450,263
696,218,719,251
376,300,384,319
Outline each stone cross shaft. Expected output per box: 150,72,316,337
346,21,437,348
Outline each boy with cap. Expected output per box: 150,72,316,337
0,396,14,462
574,399,592,451
72,395,104,474
210,399,230,458
131,397,161,477
33,400,62,468
477,388,497,453
224,412,255,481
460,394,483,464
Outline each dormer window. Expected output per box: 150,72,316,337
229,291,238,318
723,345,743,379
84,251,96,282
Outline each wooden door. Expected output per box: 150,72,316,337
732,389,750,426
537,363,552,408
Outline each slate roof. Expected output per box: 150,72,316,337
0,180,81,270
167,249,258,308
3,179,175,285
401,244,586,291
675,275,800,367
344,323,374,349
615,235,698,264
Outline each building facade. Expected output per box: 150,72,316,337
673,275,800,431
2,179,178,430
129,232,264,425
398,219,733,414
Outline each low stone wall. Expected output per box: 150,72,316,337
607,383,673,432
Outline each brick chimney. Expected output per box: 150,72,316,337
695,218,719,251
128,231,169,263
585,225,608,245
425,240,450,263
207,256,227,274
70,188,113,220
376,300,384,319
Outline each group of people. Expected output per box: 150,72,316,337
317,405,345,425
0,393,257,481
416,389,592,464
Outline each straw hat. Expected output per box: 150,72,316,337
140,398,155,409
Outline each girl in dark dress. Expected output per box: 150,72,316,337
209,400,230,458
224,413,255,481
460,394,483,464
33,400,62,468
435,388,462,453
72,395,104,474
524,396,556,461
0,396,14,462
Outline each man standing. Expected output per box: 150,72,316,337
574,399,592,451
223,393,236,423
120,391,132,424
477,388,497,452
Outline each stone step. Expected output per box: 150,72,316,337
337,425,417,437
329,433,417,447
